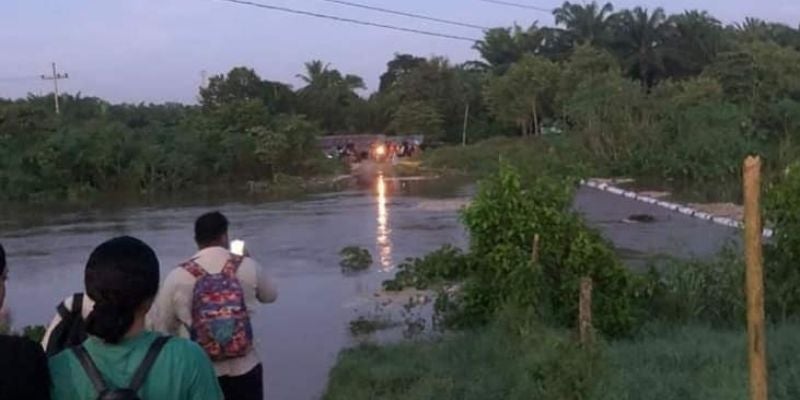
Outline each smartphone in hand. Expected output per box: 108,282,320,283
230,239,246,256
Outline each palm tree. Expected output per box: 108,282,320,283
297,60,331,87
609,7,670,88
733,18,800,49
666,11,726,78
296,60,365,131
473,27,526,73
734,17,768,40
553,1,614,46
474,23,572,73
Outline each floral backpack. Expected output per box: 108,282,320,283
181,255,253,361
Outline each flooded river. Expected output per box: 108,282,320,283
0,177,740,400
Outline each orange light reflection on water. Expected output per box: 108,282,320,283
376,174,393,271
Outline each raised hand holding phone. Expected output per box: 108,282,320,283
230,239,246,256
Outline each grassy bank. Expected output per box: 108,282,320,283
423,136,593,181
324,158,800,399
325,316,800,400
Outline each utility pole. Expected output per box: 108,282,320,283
41,62,69,114
461,103,470,146
200,70,208,88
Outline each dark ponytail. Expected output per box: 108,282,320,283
84,236,159,344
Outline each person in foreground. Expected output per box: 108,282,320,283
0,242,51,400
49,236,223,400
153,211,277,400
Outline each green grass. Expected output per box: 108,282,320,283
324,310,602,400
423,136,592,181
324,316,800,400
596,323,800,400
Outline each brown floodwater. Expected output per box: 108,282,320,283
0,177,740,400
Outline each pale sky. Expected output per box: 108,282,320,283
0,0,796,103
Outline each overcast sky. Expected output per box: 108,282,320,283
0,0,797,104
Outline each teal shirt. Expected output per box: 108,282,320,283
49,331,223,400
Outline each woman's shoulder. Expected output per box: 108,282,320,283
160,335,210,361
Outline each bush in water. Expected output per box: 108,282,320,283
382,245,470,292
339,246,373,272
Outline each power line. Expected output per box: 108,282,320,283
319,0,489,31
216,0,480,42
478,0,552,13
0,75,41,83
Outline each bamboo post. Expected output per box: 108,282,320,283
743,156,768,400
579,277,593,344
531,234,540,263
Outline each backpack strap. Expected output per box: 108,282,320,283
181,260,207,279
72,345,109,395
73,293,84,316
221,255,245,277
128,336,171,392
57,293,83,319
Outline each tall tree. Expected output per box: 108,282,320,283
474,27,526,73
664,11,727,79
296,60,365,132
484,55,559,136
474,24,571,74
553,1,615,46
379,54,426,92
200,67,266,111
609,7,671,88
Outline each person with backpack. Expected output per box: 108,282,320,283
48,236,223,400
152,211,278,400
0,242,52,400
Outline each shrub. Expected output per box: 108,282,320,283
339,246,373,272
382,245,469,291
386,163,641,337
765,163,800,321
641,248,745,328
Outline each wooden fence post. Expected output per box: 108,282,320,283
579,277,593,344
743,156,768,400
531,234,540,263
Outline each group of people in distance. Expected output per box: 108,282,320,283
0,211,277,400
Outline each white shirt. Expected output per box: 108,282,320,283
151,246,278,377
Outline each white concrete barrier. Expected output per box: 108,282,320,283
581,179,773,238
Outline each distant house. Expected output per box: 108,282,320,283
318,134,424,153
318,134,385,154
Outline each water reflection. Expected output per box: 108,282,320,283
376,174,393,270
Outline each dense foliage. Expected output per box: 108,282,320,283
4,2,800,199
765,164,800,321
0,85,331,201
385,163,639,337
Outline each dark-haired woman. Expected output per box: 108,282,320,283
0,242,51,400
49,236,223,400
